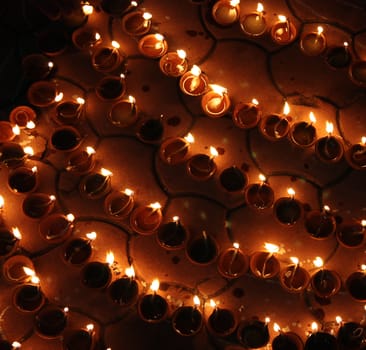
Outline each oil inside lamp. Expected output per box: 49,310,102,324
201,84,231,117
300,26,327,56
179,65,209,96
315,121,344,162
270,15,297,45
249,242,280,278
274,188,302,225
290,111,317,147
212,0,241,27
240,3,267,37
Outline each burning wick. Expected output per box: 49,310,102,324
228,242,240,274
150,278,160,296
262,243,279,277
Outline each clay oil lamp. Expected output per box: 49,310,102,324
270,15,297,45
232,98,262,129
273,188,303,225
272,323,304,350
315,121,344,163
237,318,270,349
2,254,35,284
136,117,164,144
91,41,124,73
95,74,126,101
217,242,249,279
138,33,168,58
156,216,188,250
71,26,101,50
27,81,62,108
122,11,152,36
104,188,135,220
186,146,218,181
159,133,194,165
289,111,317,148
186,230,219,265
62,323,95,350
108,96,138,128
304,322,337,350
337,321,364,350
54,97,85,125
80,251,114,289
345,136,366,170
50,125,82,152
66,146,96,175
159,49,188,77
279,257,311,293
108,265,139,307
349,60,366,87
310,257,342,299
304,205,337,240
345,264,366,302
8,166,38,194
22,193,56,219
219,166,248,192
249,243,280,279
130,202,163,235
39,213,75,244
172,295,203,336
300,26,327,56
137,279,169,323
244,174,275,209
9,105,36,128
79,168,113,200
34,305,69,339
201,84,231,118
325,42,351,69
259,102,291,141
179,65,209,96
212,0,240,27
0,122,17,144
206,299,238,337
22,54,54,80
240,3,267,37
336,219,365,248
62,231,96,266
0,142,26,168
0,227,21,258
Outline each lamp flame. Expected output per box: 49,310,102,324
12,125,20,135
360,264,366,271
252,98,259,105
335,316,342,324
264,242,279,253
210,299,217,308
95,32,101,41
173,216,180,222
177,49,186,60
12,227,22,240
323,205,330,212
67,213,75,222
48,61,54,69
257,2,264,12
287,188,295,198
143,12,152,20
210,146,219,158
101,168,113,177
86,146,96,155
184,133,195,144
309,112,316,124
313,256,324,268
326,121,334,135
265,317,270,324
317,26,324,35
311,322,318,332
125,265,135,278
230,0,240,6
82,2,93,15
278,15,287,22
86,323,94,332
283,101,290,115
106,251,114,266
23,267,35,277
210,84,227,96
12,341,21,348
23,146,34,156
190,65,201,77
128,95,136,104
86,231,97,240
344,41,349,48
54,92,63,102
26,121,36,129
290,256,299,265
150,202,161,210
31,166,37,173
124,188,134,196
259,174,266,182
131,1,138,6
361,136,366,145
76,97,85,105
111,41,120,49
0,195,4,209
362,219,366,228
193,295,200,306
233,242,240,249
150,278,160,292
273,323,281,332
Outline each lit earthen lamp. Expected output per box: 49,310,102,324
211,0,240,27
159,133,194,165
325,42,351,69
300,26,327,56
54,97,85,125
122,11,152,36
289,112,317,148
259,102,291,141
9,105,36,128
50,125,82,152
219,165,248,192
104,189,134,219
8,166,38,194
349,60,366,87
315,121,344,163
206,300,238,337
71,26,101,50
270,15,297,45
273,188,303,225
304,206,337,240
337,321,364,350
13,275,45,313
240,3,267,37
22,193,56,219
66,146,96,175
217,242,249,278
91,41,124,73
186,146,218,181
336,219,365,248
62,232,96,266
345,136,366,170
0,142,26,168
244,174,275,209
272,323,304,350
136,117,164,144
0,227,21,259
80,252,113,289
159,49,188,77
346,265,366,302
232,98,261,129
172,296,203,336
27,80,61,107
22,54,54,81
156,216,188,250
279,257,310,293
39,213,75,243
186,230,219,265
108,266,139,306
138,33,168,58
0,121,17,143
95,74,126,101
2,254,34,284
137,279,169,323
237,318,270,349
62,324,95,350
34,305,68,339
130,202,163,235
201,84,231,118
310,257,342,299
79,168,113,200
108,95,138,128
179,65,209,96
304,323,337,350
249,243,280,279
